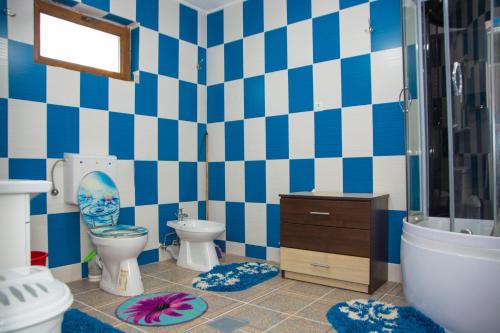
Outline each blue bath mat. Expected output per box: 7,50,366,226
63,308,123,333
327,299,445,333
115,292,207,326
192,262,279,291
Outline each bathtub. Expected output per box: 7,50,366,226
401,217,500,333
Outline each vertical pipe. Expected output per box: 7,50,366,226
442,0,456,231
205,132,209,220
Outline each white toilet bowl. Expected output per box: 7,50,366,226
167,220,225,272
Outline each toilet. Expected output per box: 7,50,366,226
167,219,225,272
64,154,148,296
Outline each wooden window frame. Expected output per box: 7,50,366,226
34,0,131,81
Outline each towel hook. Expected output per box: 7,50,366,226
2,8,16,17
365,19,374,33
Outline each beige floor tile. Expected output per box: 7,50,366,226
139,317,207,332
387,283,405,297
251,290,317,314
323,288,376,303
281,281,333,298
200,293,244,319
268,317,333,333
70,299,90,311
152,267,199,284
143,275,171,292
372,281,397,298
296,300,333,324
380,294,408,306
113,323,146,332
220,255,251,264
207,285,272,302
222,304,288,332
66,279,100,294
141,260,177,275
82,308,121,326
75,288,126,308
259,275,293,290
149,282,203,296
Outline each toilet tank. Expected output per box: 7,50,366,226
63,153,118,205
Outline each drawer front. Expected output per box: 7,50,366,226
280,198,370,229
281,223,370,257
280,247,370,285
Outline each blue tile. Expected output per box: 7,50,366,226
373,102,405,156
244,75,265,118
82,0,109,11
290,159,314,192
103,13,134,26
343,157,373,193
159,34,179,78
0,0,6,37
8,40,46,102
47,104,79,158
109,112,134,160
138,249,159,265
198,47,207,84
131,27,140,72
179,80,197,122
388,210,405,264
243,0,263,37
265,28,287,73
0,98,7,157
180,4,198,44
81,263,88,279
48,212,81,268
179,162,198,202
80,72,108,110
225,120,244,161
341,55,371,107
135,71,158,117
208,162,225,201
198,201,206,219
198,123,207,161
119,207,135,226
226,202,245,242
207,10,224,47
159,203,179,245
245,244,266,260
266,204,280,247
158,118,179,161
266,115,289,159
207,84,224,123
136,0,158,30
224,40,244,81
134,161,158,205
52,0,79,6
9,158,47,215
370,0,402,52
245,160,266,203
340,0,368,9
288,66,313,113
214,239,226,252
287,0,311,24
315,109,342,157
313,12,340,63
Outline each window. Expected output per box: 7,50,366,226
34,0,131,80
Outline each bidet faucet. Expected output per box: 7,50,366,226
175,208,188,222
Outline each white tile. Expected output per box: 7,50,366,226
287,20,313,69
388,263,402,282
265,70,288,116
79,108,108,156
225,161,245,202
224,2,243,43
7,0,33,44
179,201,198,220
46,159,79,214
179,120,197,161
109,78,135,114
0,38,7,99
30,215,48,253
313,60,341,110
50,264,81,283
244,117,266,161
198,85,207,123
46,66,80,107
266,247,280,263
207,45,224,85
209,200,226,240
8,99,46,158
139,27,159,74
158,74,179,119
198,162,206,201
207,122,225,162
244,203,266,246
116,160,135,207
226,241,245,256
198,12,207,48
289,112,314,159
79,216,94,261
134,114,158,160
158,161,179,204
110,0,136,21
371,47,404,104
314,158,343,192
0,159,8,178
266,159,289,204
135,205,159,251
339,3,371,58
224,79,244,121
342,105,373,157
244,33,265,77
264,0,287,31
159,0,179,38
373,155,407,210
179,40,198,83
312,0,339,17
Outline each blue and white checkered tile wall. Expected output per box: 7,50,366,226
204,0,407,266
0,0,209,281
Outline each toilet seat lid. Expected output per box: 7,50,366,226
91,225,148,238
78,171,120,229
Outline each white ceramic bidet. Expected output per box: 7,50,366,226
167,220,225,271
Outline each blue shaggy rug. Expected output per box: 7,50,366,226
192,262,279,292
63,309,123,333
327,299,445,333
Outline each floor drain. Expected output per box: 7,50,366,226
207,316,249,332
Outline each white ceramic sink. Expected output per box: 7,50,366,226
0,180,51,198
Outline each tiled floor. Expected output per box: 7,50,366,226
68,255,406,333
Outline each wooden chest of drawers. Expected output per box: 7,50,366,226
279,192,389,294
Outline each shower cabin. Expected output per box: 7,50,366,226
401,0,500,332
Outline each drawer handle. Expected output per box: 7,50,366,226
309,211,331,216
310,262,330,269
